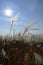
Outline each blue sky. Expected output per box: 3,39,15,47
0,0,43,35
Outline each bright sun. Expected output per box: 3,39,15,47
5,9,12,16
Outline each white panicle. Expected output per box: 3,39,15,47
9,12,20,35
10,12,20,24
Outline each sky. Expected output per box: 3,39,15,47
0,0,43,35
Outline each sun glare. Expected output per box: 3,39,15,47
5,9,12,16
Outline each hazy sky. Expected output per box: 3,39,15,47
0,0,43,35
